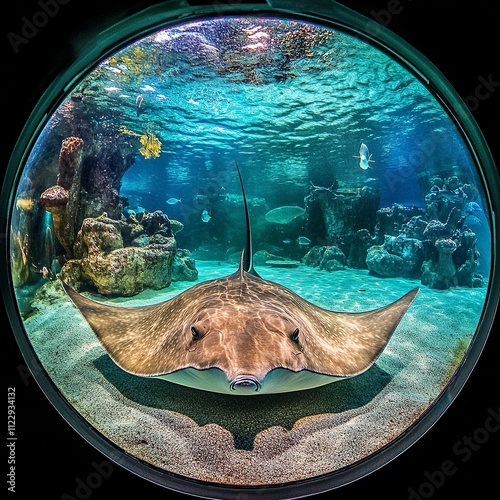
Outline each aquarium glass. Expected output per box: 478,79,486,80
7,14,493,494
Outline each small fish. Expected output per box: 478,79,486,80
166,198,182,205
297,236,311,246
201,209,212,223
135,94,144,116
32,264,52,280
353,143,374,170
282,239,293,244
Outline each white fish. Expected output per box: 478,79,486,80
297,236,311,246
166,198,182,205
201,209,212,222
353,143,375,170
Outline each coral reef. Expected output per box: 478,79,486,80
304,181,379,259
302,245,346,272
421,238,458,289
172,249,199,282
366,245,403,278
299,174,483,290
363,176,483,289
62,213,178,296
40,134,136,258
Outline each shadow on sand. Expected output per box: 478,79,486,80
94,355,392,450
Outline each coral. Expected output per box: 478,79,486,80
170,219,184,235
11,231,31,286
302,245,346,272
139,132,162,159
141,210,172,236
347,229,374,269
421,238,458,290
40,185,71,254
304,184,379,257
172,249,199,282
62,215,177,296
455,229,483,287
57,136,84,189
383,235,424,279
374,204,425,242
365,245,403,278
400,215,428,240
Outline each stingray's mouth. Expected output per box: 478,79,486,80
230,375,262,394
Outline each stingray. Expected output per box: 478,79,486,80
63,162,419,395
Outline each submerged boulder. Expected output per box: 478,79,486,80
366,245,403,278
421,238,458,290
62,213,178,295
302,245,345,271
172,249,198,282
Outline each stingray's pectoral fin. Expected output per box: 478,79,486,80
61,282,188,377
306,287,419,378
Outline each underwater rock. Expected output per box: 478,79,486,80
171,249,198,282
63,214,177,295
366,245,403,278
57,136,84,189
39,137,87,258
374,204,425,242
265,260,300,268
455,229,483,287
422,219,451,243
302,245,327,268
170,219,184,235
83,244,176,296
11,230,31,287
320,246,346,271
302,245,346,272
141,210,172,236
421,238,458,290
252,250,286,266
383,235,424,279
40,185,71,255
424,176,470,223
400,215,428,240
304,184,379,257
347,228,375,269
130,234,151,247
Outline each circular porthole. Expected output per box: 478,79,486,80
2,1,498,498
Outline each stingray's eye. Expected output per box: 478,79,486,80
291,328,300,343
190,326,200,340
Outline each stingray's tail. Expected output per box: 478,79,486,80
235,160,259,277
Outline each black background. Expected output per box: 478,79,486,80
3,1,499,499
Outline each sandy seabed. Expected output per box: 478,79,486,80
22,261,487,486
